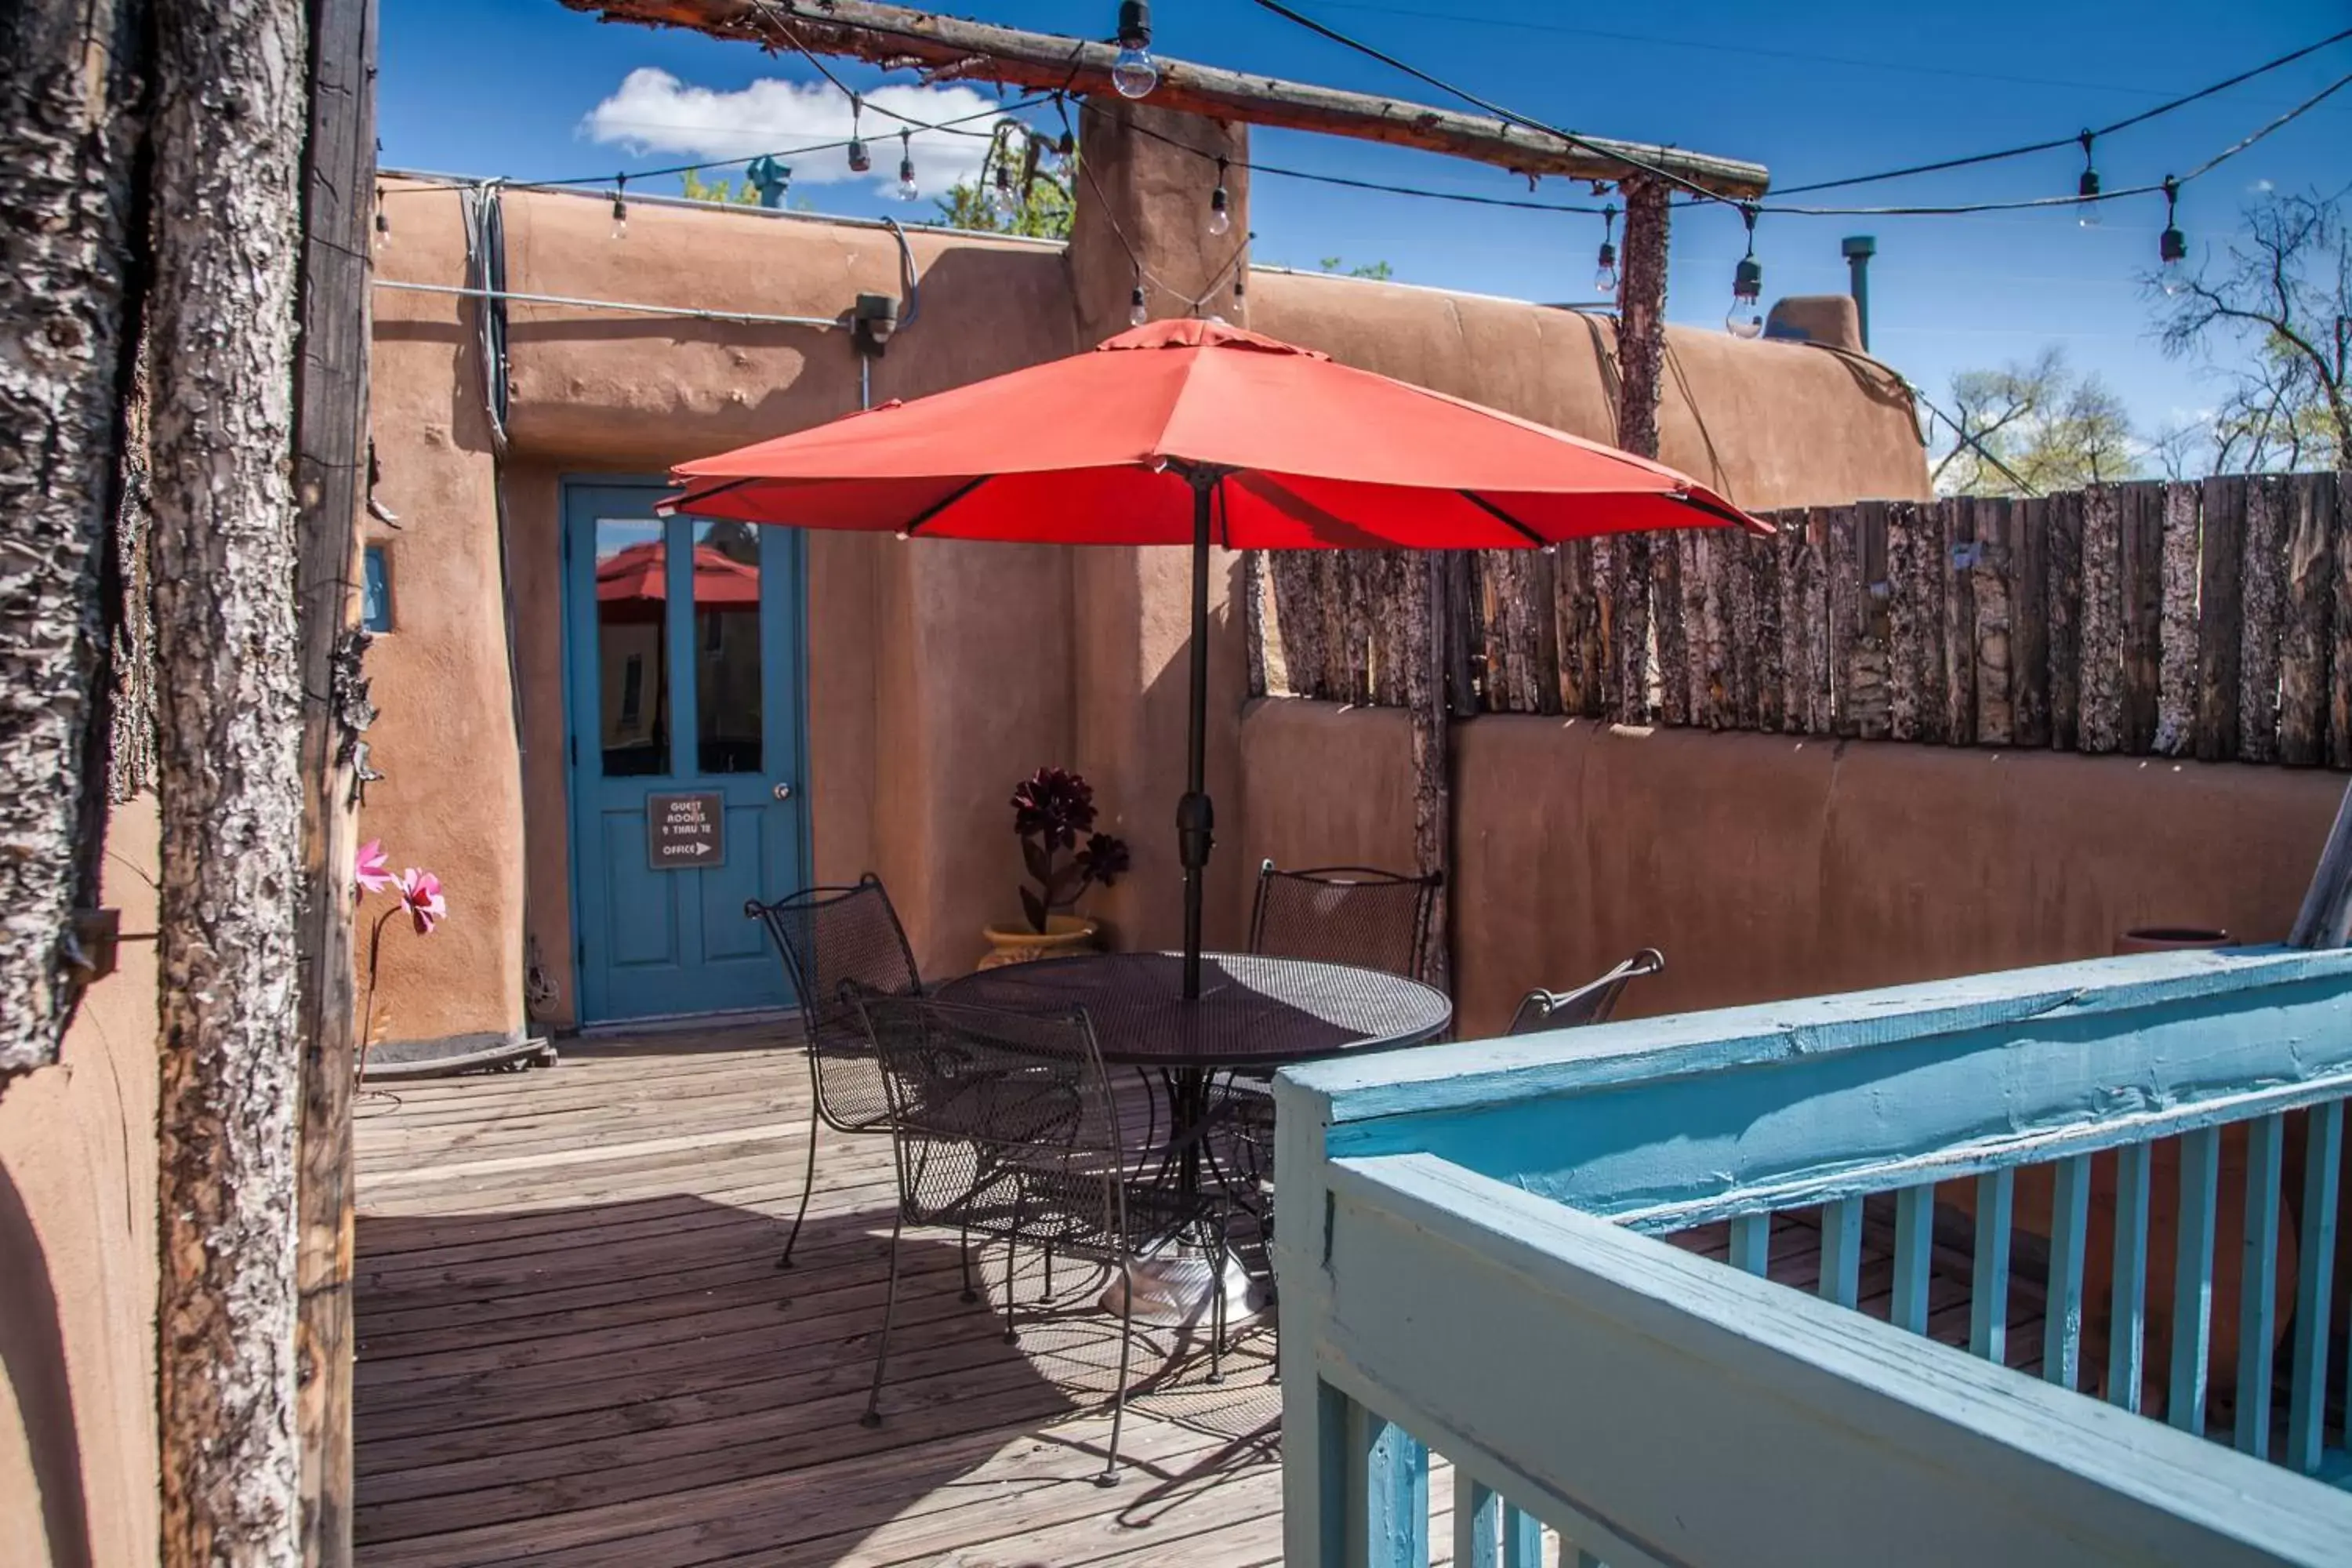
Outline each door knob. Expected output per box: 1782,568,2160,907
771,782,793,801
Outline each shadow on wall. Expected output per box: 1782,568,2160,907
0,1160,94,1568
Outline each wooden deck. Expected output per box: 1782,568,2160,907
354,1025,2053,1566
354,1025,1294,1567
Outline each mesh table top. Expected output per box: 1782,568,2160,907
936,951,1452,1069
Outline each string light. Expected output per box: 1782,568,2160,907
1592,202,1617,296
847,95,871,175
610,174,627,240
896,131,919,201
2158,175,2188,294
1112,1,1159,99
1207,157,1232,237
373,183,390,251
990,154,1018,217
1130,270,1149,328
1726,203,1762,339
2075,131,2101,228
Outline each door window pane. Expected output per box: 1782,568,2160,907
693,520,763,774
595,519,670,777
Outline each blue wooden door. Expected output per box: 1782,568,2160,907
563,481,808,1023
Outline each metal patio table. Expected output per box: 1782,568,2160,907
938,949,1452,1323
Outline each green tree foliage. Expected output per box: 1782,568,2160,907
1319,256,1394,280
1932,346,2139,496
679,169,760,205
933,127,1076,240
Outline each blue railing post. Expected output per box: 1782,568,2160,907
1353,1405,1429,1568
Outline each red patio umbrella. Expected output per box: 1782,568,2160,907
666,319,1766,995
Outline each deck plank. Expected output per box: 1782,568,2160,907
356,1027,1286,1566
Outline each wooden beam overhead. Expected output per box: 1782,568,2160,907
558,0,1772,198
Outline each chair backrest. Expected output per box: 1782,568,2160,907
1506,948,1666,1036
1249,861,1442,982
746,874,922,1131
851,991,1119,1237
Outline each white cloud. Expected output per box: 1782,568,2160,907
581,67,1005,197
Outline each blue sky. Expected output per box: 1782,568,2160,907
382,0,2351,445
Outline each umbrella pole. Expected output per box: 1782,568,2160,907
1179,474,1217,1000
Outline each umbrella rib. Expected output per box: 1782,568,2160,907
901,475,996,535
1667,488,1772,534
662,477,756,516
1457,490,1548,546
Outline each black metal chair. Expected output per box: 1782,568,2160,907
851,990,1226,1483
1506,949,1666,1035
1248,860,1443,982
745,874,925,1270
1218,860,1445,1236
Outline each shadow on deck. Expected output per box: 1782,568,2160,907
353,1026,1284,1567
354,1026,2049,1566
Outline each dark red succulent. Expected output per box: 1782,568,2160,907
1011,767,1124,931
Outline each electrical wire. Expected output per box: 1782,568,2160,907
1753,71,2352,217
1246,0,1739,205
381,93,1053,198
1769,24,2352,195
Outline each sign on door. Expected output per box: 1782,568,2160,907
647,791,725,869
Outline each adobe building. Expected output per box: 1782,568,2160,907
352,104,1940,1059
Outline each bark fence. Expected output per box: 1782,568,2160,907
1252,472,2352,768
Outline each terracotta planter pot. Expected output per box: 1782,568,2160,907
977,915,1098,970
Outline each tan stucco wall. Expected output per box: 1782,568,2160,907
361,178,1933,1036
1240,699,2345,1037
0,796,161,1568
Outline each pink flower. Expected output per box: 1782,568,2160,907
354,839,394,895
397,869,447,936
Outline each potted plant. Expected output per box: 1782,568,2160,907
980,766,1131,968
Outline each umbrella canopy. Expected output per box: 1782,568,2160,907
669,318,1766,546
667,318,1765,999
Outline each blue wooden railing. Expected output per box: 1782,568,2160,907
1272,946,2352,1567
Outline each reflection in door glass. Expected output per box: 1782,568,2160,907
694,521,763,774
595,519,669,776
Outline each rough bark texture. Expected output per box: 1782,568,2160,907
1242,550,1266,699
149,1,310,1563
2154,481,2201,757
1612,177,1669,726
1885,505,1922,742
2197,475,2246,763
1405,553,1450,989
290,0,376,1559
1942,500,1976,746
0,0,152,1075
1972,498,2013,746
2078,485,2122,753
2011,496,2050,749
2278,474,2333,768
2239,475,2286,764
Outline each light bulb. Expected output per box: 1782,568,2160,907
2159,226,2188,295
990,165,1017,216
1207,185,1231,237
848,138,871,175
373,207,390,252
1112,45,1157,97
1129,285,1148,328
1112,0,1156,97
1593,240,1617,296
2077,169,2102,229
897,160,919,201
610,197,627,241
1725,254,1763,339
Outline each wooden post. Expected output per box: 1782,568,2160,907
1613,176,1670,726
1406,554,1454,990
0,0,153,1075
151,1,312,1563
290,0,376,1561
2197,475,2248,763
2277,474,2332,767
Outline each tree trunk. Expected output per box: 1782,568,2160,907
290,2,377,1561
0,0,153,1075
149,1,311,1564
1613,176,1671,726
